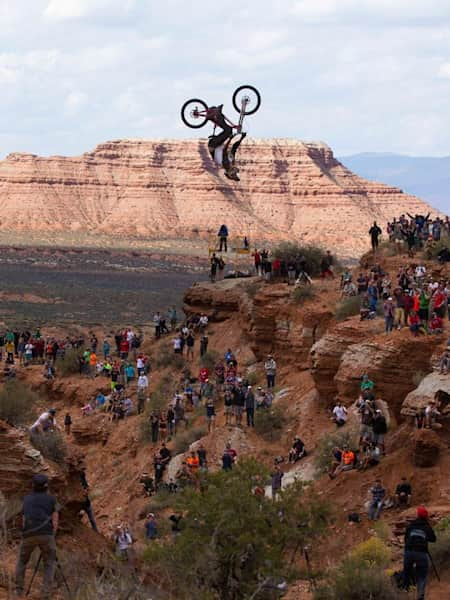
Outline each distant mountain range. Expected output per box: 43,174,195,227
339,153,450,215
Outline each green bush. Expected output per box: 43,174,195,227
272,242,342,278
348,538,391,568
30,431,67,465
292,286,315,304
430,527,450,570
0,381,40,426
245,371,259,386
335,296,361,320
154,346,185,370
200,350,219,372
254,406,287,441
314,429,358,476
173,425,207,455
56,347,80,377
314,562,401,600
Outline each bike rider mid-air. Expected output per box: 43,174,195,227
206,105,245,182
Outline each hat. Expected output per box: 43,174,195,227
376,409,382,413
388,297,392,301
32,473,48,489
247,385,252,389
49,408,56,415
417,506,429,519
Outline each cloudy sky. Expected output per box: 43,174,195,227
1,0,450,158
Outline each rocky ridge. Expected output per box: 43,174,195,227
0,138,440,257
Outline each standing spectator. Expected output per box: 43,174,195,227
264,355,277,388
320,251,334,279
205,399,216,434
153,312,162,339
245,386,256,428
253,248,261,275
403,507,436,600
369,221,382,251
218,224,229,252
383,297,395,333
145,513,157,540
200,333,209,357
168,306,177,331
137,373,149,396
15,474,59,599
64,413,72,435
271,465,284,500
115,525,133,561
210,253,219,282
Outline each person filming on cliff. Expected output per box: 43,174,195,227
15,474,59,599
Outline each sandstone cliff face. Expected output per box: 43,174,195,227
0,139,438,256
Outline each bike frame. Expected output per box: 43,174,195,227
192,96,249,133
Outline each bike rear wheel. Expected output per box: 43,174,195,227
181,98,209,129
232,85,261,115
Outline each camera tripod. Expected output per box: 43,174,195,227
26,550,71,597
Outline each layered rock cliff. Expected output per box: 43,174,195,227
0,139,439,256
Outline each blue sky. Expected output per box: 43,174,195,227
2,0,450,158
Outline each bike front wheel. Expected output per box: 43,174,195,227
181,98,209,129
232,85,261,115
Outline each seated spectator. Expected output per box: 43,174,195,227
342,281,357,297
368,478,386,521
332,401,348,427
81,403,94,417
140,472,155,497
409,310,425,336
360,293,372,321
425,400,441,428
415,408,426,429
429,312,443,334
361,374,375,392
358,442,381,471
330,446,355,478
395,477,412,507
439,349,450,374
123,397,133,416
288,436,306,463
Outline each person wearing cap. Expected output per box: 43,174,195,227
15,474,59,599
30,409,58,434
404,506,436,599
371,408,388,454
383,296,395,333
145,513,157,540
264,354,277,389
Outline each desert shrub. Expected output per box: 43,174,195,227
245,371,259,386
314,562,401,600
173,425,207,455
272,242,342,278
30,431,67,465
372,519,391,542
430,526,450,570
292,286,315,304
315,539,398,600
56,347,80,377
348,537,391,568
254,406,287,441
0,381,40,426
245,281,261,298
378,240,397,257
154,347,184,370
314,429,358,476
200,350,219,372
335,296,361,320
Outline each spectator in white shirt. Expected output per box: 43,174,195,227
332,402,348,427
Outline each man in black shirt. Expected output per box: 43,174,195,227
404,506,436,599
369,221,382,251
395,477,412,507
16,474,59,599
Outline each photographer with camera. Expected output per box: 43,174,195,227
15,474,59,599
404,506,436,600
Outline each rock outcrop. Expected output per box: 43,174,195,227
401,373,450,417
0,139,438,257
334,335,443,416
411,429,441,468
0,420,85,528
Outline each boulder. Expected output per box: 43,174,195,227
411,429,441,468
401,372,450,417
334,335,442,416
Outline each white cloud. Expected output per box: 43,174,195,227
43,0,136,20
64,91,88,116
437,62,450,78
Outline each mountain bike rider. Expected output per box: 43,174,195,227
206,105,245,182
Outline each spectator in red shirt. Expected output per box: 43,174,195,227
429,312,443,334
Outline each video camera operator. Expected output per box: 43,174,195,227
15,473,59,599
403,506,436,599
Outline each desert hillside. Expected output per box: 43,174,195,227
0,139,440,257
1,243,450,598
